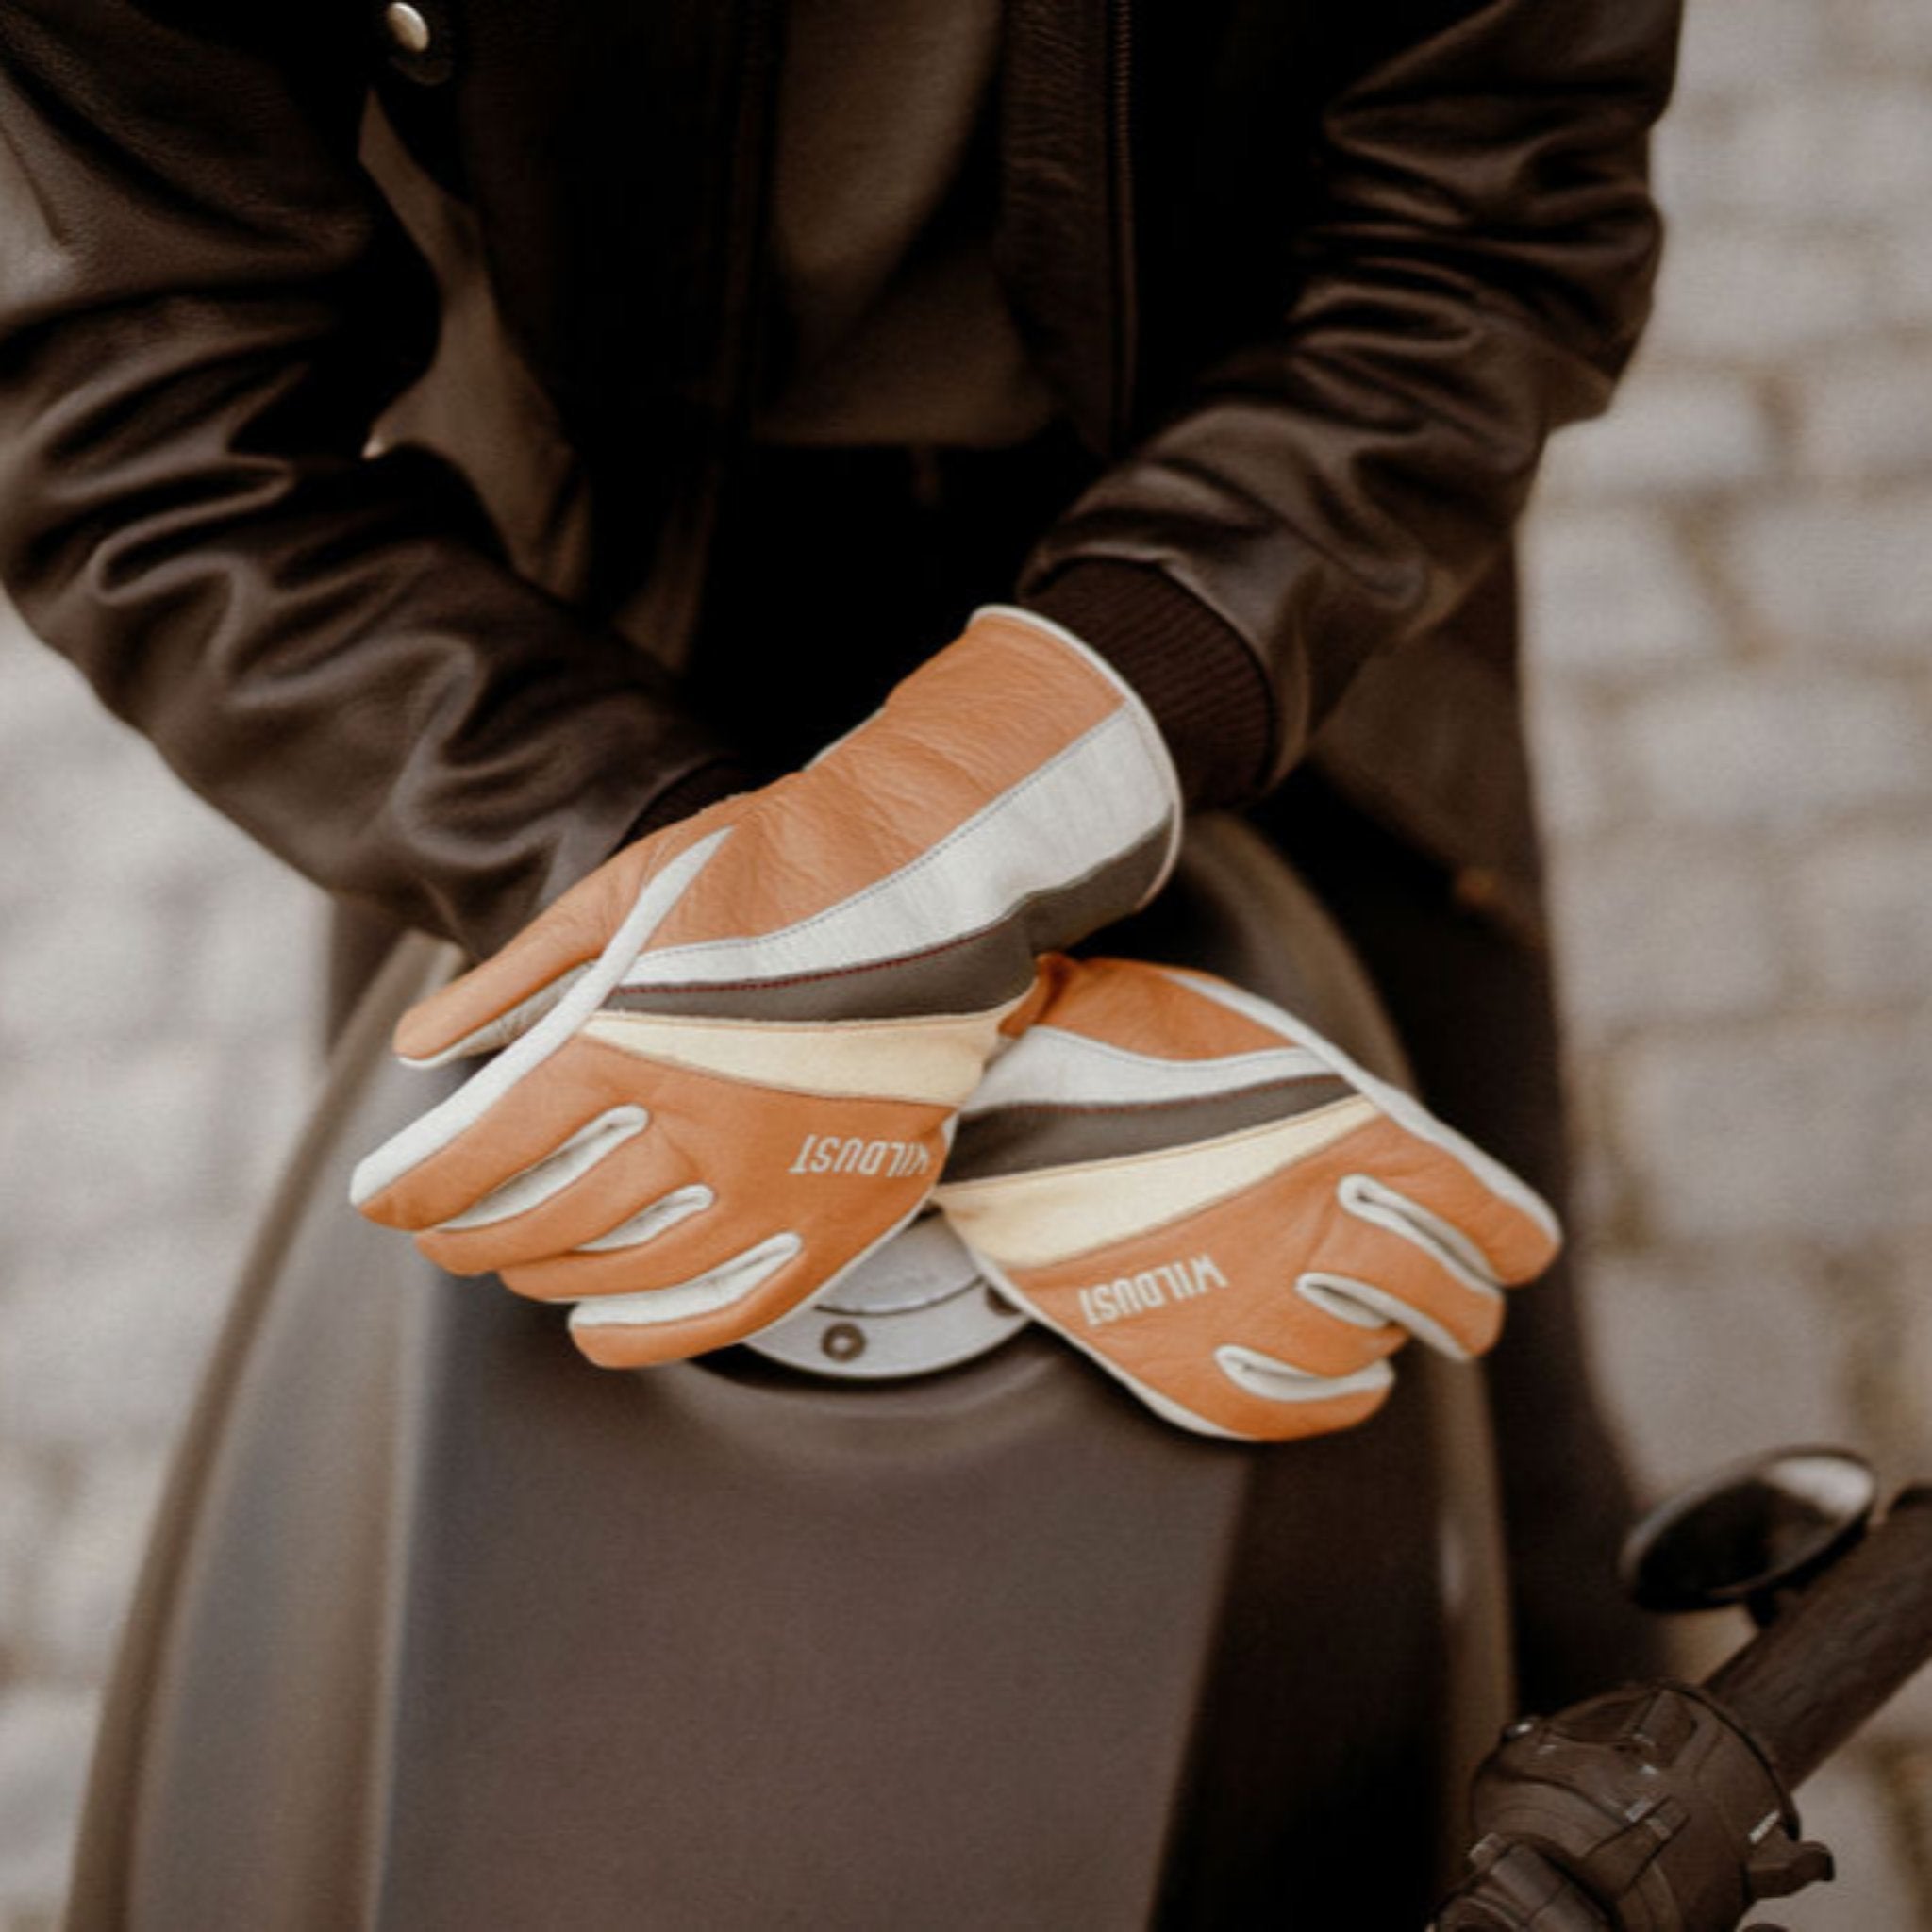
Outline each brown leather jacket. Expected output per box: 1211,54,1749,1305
0,0,1679,955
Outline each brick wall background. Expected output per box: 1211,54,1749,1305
4,2,1931,1923
1513,4,1932,1916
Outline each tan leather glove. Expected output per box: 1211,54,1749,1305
936,955,1560,1440
350,608,1180,1366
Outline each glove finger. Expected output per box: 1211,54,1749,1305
1310,1170,1508,1361
560,1231,835,1368
353,1035,644,1230
1291,1272,1476,1362
1357,1125,1559,1290
1113,1338,1398,1443
412,1127,699,1276
563,1197,934,1367
497,1194,746,1302
1198,1344,1398,1442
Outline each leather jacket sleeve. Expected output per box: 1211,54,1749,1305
1023,0,1682,810
0,2,736,957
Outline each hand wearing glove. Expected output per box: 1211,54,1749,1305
933,954,1560,1441
349,608,1181,1366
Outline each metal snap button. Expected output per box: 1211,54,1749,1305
821,1323,867,1364
383,2,433,56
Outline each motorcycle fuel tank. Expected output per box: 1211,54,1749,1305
69,820,1510,1930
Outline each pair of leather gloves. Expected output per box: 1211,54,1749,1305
350,609,1557,1441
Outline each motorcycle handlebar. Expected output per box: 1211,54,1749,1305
1434,1484,1932,1931
1705,1484,1932,1789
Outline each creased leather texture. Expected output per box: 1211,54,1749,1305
0,0,1679,955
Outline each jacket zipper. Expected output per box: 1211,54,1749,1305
1106,0,1140,450
718,0,781,434
632,0,780,670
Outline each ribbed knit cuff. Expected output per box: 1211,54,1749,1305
1023,562,1275,813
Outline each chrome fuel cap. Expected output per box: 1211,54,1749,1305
745,1213,1027,1380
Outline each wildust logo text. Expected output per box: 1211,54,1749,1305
1077,1254,1227,1327
788,1133,933,1179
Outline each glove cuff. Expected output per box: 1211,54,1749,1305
1021,561,1275,813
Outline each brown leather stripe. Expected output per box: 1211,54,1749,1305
947,1075,1357,1181
601,821,1173,1023
1017,817,1174,955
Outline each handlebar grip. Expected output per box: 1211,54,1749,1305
1706,1485,1932,1788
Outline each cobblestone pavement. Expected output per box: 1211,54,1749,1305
4,3,1932,1924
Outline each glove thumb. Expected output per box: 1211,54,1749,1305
393,860,654,1066
393,942,577,1067
392,805,743,1065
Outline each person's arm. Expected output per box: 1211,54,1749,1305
0,1,738,958
1024,0,1681,809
